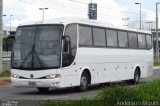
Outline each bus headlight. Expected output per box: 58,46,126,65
45,74,61,79
11,73,20,78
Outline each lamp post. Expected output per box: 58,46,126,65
3,15,6,30
156,2,160,64
18,19,21,25
122,18,129,27
10,15,13,36
39,8,48,22
3,15,6,38
146,21,153,31
0,0,3,72
135,3,141,30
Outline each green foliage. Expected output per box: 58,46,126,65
95,79,160,105
10,31,16,35
3,36,15,51
0,71,11,77
153,40,160,49
41,79,160,106
3,37,14,43
40,100,105,106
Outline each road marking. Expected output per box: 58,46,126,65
46,96,70,100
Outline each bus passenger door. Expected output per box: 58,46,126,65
61,36,79,87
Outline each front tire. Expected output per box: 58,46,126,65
78,72,89,92
37,87,49,92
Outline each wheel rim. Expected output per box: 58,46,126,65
135,72,139,82
81,76,87,88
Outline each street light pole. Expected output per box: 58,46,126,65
18,19,21,25
122,18,129,27
39,8,48,22
146,21,153,31
10,15,13,36
156,2,160,64
3,15,6,27
0,0,3,72
135,3,141,30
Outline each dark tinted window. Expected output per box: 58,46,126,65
12,25,63,69
65,24,77,51
146,35,152,49
118,31,128,47
106,29,118,47
79,26,92,46
128,33,138,48
64,24,77,66
138,34,146,49
93,28,106,46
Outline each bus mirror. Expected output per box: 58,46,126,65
63,35,71,53
62,35,71,67
62,36,66,40
63,35,71,42
63,41,69,52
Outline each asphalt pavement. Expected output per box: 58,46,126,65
0,69,159,105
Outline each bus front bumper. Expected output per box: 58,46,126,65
11,77,62,88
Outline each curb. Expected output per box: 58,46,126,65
153,67,160,70
0,77,11,87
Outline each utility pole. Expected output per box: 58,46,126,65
0,0,3,72
156,2,160,65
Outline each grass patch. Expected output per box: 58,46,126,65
0,71,11,77
95,80,160,105
41,79,160,106
154,63,160,67
41,100,105,106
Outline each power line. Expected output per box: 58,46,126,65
18,0,144,20
18,0,87,15
66,0,146,16
30,0,146,17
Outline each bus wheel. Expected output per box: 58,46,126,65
37,87,49,92
78,72,89,92
130,68,140,85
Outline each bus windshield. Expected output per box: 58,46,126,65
11,25,63,70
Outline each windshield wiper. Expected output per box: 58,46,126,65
19,43,46,68
19,44,33,68
19,27,46,69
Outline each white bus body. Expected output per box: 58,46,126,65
11,17,153,91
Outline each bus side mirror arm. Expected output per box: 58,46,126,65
62,36,66,40
62,35,72,67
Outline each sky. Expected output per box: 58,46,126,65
2,0,159,28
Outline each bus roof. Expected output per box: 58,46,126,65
19,17,151,34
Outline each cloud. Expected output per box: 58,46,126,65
144,10,155,21
4,0,127,27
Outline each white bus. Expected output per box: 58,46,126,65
11,18,153,92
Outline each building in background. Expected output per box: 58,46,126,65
128,20,160,39
128,20,156,31
128,20,160,54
